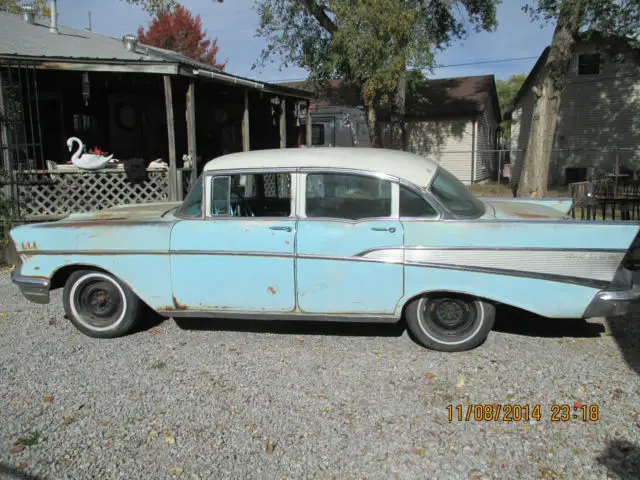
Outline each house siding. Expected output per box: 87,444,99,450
381,118,475,184
475,99,498,182
511,41,640,186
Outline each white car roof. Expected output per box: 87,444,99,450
202,148,439,189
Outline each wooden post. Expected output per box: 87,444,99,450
242,88,250,152
279,97,286,149
305,100,311,147
163,76,178,201
186,81,197,188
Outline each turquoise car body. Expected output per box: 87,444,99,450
10,148,640,323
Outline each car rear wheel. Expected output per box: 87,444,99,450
405,293,495,352
63,270,141,338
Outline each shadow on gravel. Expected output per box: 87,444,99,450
174,317,407,338
0,464,42,480
606,314,640,376
596,439,640,480
493,306,605,338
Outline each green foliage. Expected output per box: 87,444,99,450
255,1,500,108
0,0,50,16
524,0,640,38
496,73,526,139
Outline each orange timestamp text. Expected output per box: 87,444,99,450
446,404,600,422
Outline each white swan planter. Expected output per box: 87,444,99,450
67,137,114,170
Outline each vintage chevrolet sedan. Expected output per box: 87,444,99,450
10,148,640,351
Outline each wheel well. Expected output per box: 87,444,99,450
400,290,498,317
49,264,111,290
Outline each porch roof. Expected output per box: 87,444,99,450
0,10,311,99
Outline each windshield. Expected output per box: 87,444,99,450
429,167,485,218
176,174,204,217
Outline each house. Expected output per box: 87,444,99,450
507,34,640,186
282,75,502,184
0,6,312,222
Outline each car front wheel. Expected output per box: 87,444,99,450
405,293,495,352
63,270,141,338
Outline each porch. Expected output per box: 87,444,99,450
0,58,312,222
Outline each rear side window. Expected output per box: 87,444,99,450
305,173,391,220
400,187,438,218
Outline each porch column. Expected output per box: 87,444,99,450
279,97,286,148
242,88,250,152
186,80,198,187
163,75,178,201
305,100,311,147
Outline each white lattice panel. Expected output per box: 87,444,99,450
15,170,170,219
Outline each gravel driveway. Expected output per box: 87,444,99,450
1,269,640,480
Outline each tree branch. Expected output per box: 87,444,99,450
299,0,337,34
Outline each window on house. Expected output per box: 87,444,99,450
305,173,392,219
311,124,325,145
577,53,601,75
399,186,438,218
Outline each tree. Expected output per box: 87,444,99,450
0,0,50,16
517,0,640,197
138,5,226,69
255,0,499,149
496,73,526,140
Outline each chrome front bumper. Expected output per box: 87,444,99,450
11,266,50,304
583,285,640,318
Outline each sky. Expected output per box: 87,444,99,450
56,0,555,83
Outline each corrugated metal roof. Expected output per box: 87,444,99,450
0,10,312,98
0,10,151,61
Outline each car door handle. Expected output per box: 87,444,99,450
270,226,292,232
371,227,396,233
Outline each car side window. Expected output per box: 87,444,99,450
305,173,392,220
400,186,438,218
210,173,292,217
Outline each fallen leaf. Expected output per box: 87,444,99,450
1,312,7,319
424,372,436,380
456,377,465,388
576,387,585,393
42,395,54,403
165,436,176,446
295,339,304,344
168,466,184,476
266,441,275,455
63,416,73,425
148,430,158,438
412,448,425,456
248,424,256,433
150,329,161,335
15,463,28,470
10,445,25,454
414,417,422,423
574,401,583,409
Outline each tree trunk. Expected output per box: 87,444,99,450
516,1,584,197
389,67,407,150
366,101,382,147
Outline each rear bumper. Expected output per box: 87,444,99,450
11,266,50,304
583,285,640,318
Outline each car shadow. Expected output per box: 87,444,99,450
493,305,605,338
606,313,640,376
596,439,640,480
0,463,42,480
173,316,407,338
